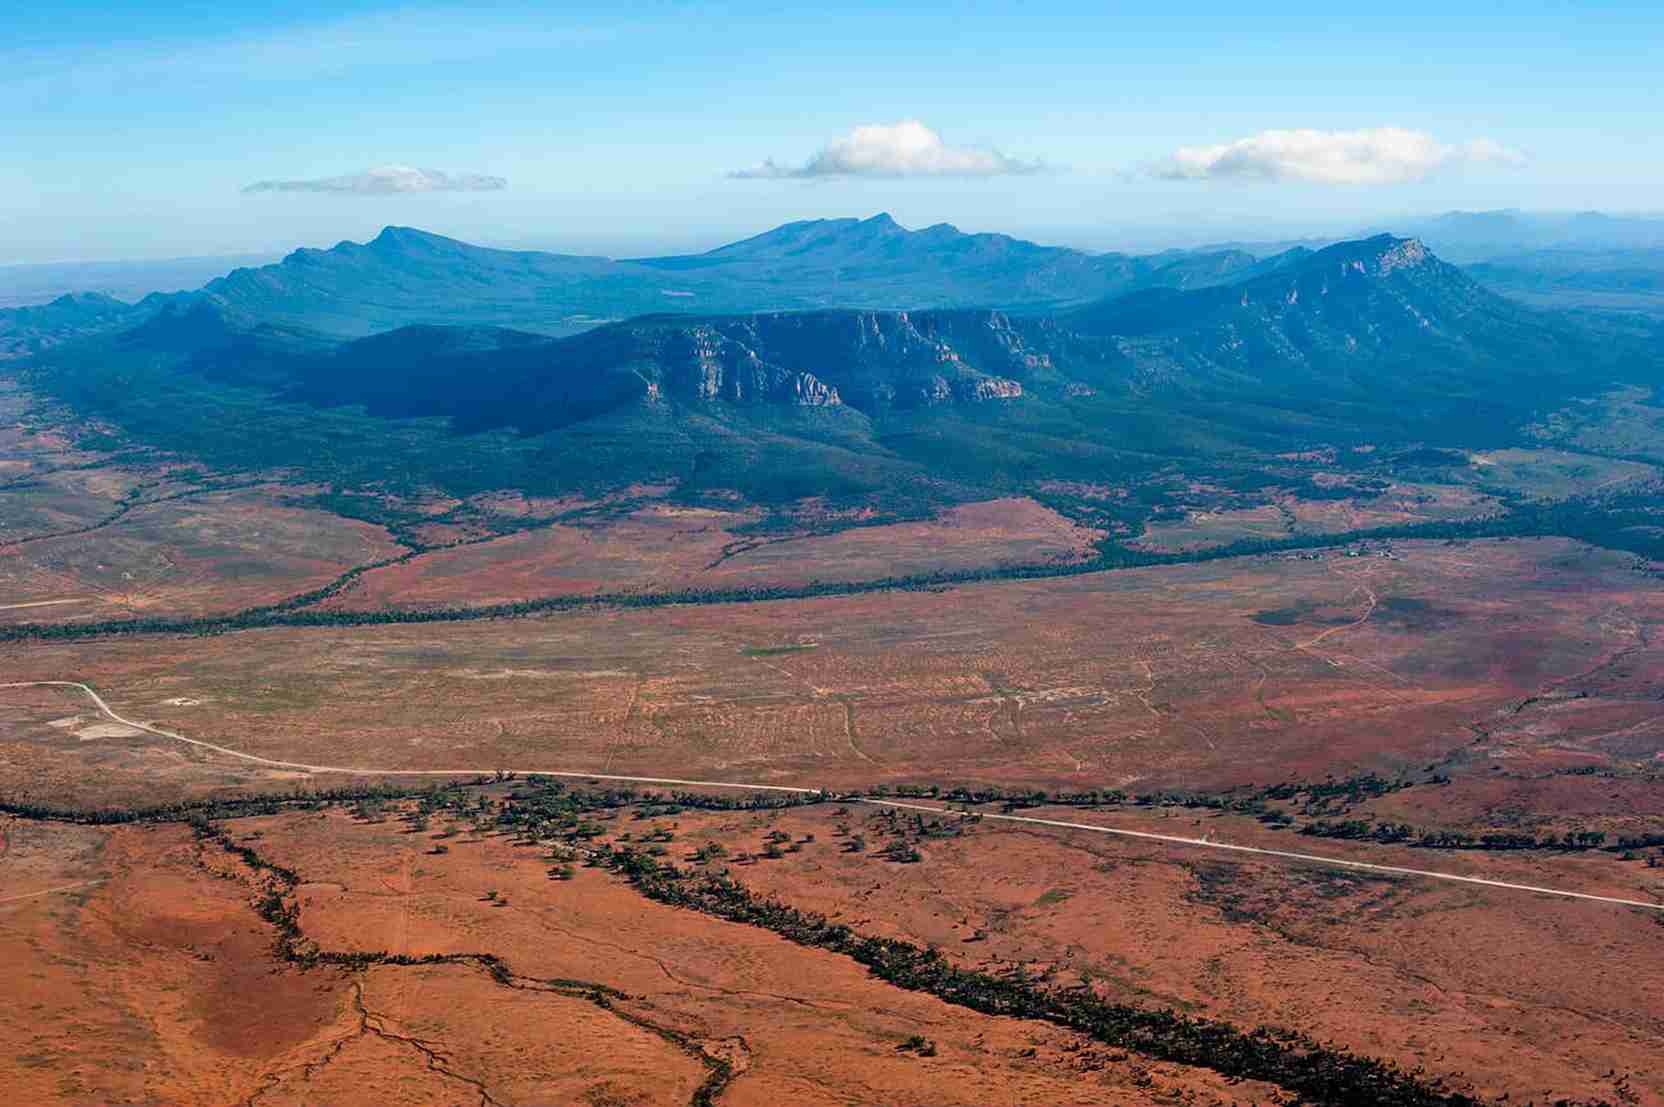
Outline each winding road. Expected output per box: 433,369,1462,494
5,679,1662,913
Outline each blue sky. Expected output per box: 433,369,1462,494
4,1,1661,262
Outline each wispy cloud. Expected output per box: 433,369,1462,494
1150,127,1527,186
733,120,1044,180
4,9,616,100
243,166,507,196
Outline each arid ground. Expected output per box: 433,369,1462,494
4,380,1663,1106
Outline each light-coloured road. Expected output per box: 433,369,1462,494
864,799,1664,913
0,681,824,793
5,680,1662,913
0,598,91,612
0,879,105,907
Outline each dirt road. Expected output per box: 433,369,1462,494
5,679,1661,913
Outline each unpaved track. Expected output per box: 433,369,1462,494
0,598,91,612
0,878,105,906
5,680,1662,913
0,681,823,793
864,800,1664,913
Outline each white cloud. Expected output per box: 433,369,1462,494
1151,127,1527,186
733,120,1042,179
243,166,507,196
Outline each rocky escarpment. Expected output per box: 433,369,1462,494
606,310,1034,412
656,326,841,406
206,305,1050,440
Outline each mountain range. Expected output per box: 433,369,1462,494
0,252,279,311
0,291,151,360
271,235,1591,432
21,223,1654,507
1400,210,1664,262
3,215,1305,353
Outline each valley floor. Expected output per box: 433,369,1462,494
5,379,1664,1105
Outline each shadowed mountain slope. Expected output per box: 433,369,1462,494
23,235,1657,504
0,292,147,359
1069,236,1608,381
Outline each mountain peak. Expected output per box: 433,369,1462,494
862,212,901,230
1065,233,1470,340
1378,237,1431,273
119,295,240,351
368,226,457,252
1312,233,1436,276
48,291,127,309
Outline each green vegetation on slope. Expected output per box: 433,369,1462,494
29,234,1659,516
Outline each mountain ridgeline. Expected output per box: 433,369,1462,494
81,215,1286,342
0,291,148,360
1065,237,1620,417
207,235,1627,434
19,223,1659,504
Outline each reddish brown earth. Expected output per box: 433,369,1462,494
3,395,1104,625
6,538,1660,810
0,812,1273,1106
1,395,407,623
5,512,1662,1107
326,496,1100,611
663,802,1664,1105
6,370,1664,1105
8,791,1654,1105
1,818,355,1106
0,483,403,623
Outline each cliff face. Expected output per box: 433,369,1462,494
601,310,1034,412
240,307,1043,438
654,326,841,406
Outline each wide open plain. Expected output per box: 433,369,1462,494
6,538,1660,805
5,379,1664,1105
